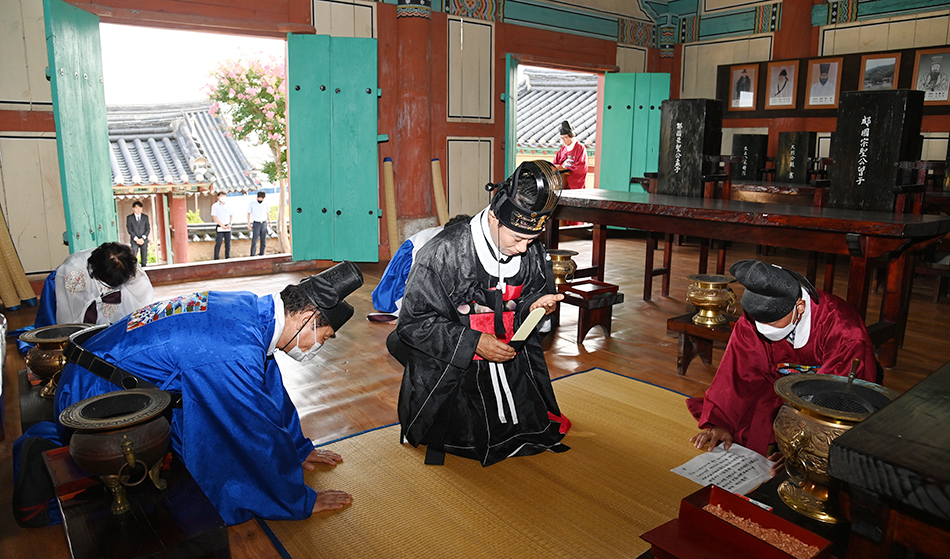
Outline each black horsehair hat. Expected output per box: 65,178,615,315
297,261,364,331
729,259,819,324
559,120,575,137
486,160,563,235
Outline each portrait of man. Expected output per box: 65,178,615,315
808,61,838,106
731,67,755,109
767,63,796,108
917,53,950,102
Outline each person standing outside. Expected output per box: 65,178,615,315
552,120,588,190
211,191,233,260
247,190,270,257
126,200,150,266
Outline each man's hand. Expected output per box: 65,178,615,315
767,451,785,477
530,293,564,315
475,332,516,362
303,448,343,471
135,238,144,245
689,426,734,452
312,489,352,513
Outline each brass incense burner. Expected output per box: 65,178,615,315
548,249,579,285
773,370,899,523
20,323,93,398
60,389,172,515
685,274,736,326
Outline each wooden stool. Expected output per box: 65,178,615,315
558,280,624,343
666,313,737,376
44,447,229,559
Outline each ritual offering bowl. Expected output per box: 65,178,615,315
60,389,172,515
19,323,93,399
548,249,579,285
773,371,899,523
685,274,736,326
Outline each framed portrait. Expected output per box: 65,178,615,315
729,64,757,111
804,57,843,110
914,47,950,105
859,52,901,91
766,60,798,110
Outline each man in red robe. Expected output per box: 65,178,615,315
553,120,588,190
687,260,878,462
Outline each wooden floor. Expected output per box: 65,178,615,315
3,231,949,559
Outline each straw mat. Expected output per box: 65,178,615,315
264,368,703,558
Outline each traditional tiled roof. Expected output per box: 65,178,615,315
516,68,597,153
107,101,260,195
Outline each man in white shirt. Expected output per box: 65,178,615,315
211,191,233,260
247,190,270,257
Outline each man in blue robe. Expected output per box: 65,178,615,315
14,262,363,526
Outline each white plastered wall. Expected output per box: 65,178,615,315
617,45,647,73
446,138,493,217
681,35,773,99
0,0,68,273
447,17,494,122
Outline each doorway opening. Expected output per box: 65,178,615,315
514,65,598,189
100,23,288,266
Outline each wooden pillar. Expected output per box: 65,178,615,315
170,194,190,264
156,194,169,264
395,0,433,220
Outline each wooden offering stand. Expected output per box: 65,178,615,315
43,446,230,559
557,279,624,343
641,485,832,559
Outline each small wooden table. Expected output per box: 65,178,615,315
666,313,736,376
558,279,624,343
828,359,950,559
44,447,230,559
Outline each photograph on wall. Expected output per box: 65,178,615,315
729,64,757,111
859,53,900,91
914,48,950,104
804,58,842,109
766,61,798,110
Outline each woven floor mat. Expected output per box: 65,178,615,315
264,368,703,558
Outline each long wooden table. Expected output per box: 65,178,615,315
544,189,950,367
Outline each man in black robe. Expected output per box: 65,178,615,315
390,160,570,466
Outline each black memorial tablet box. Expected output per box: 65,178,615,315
731,134,769,181
776,131,816,184
829,90,924,212
657,98,722,197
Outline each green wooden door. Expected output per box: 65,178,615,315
599,73,670,191
504,54,518,177
644,74,670,175
287,34,379,262
44,0,116,252
599,73,637,191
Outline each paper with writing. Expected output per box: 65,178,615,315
671,443,773,495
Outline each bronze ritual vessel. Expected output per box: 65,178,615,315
60,389,172,515
548,249,579,285
773,370,899,523
685,274,736,326
19,323,93,398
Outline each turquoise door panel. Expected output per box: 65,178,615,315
329,37,378,262
505,54,518,177
646,74,670,174
44,0,116,251
288,34,332,261
599,73,637,191
629,75,653,182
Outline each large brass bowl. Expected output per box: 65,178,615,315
685,274,735,326
19,323,93,398
773,373,899,523
60,389,171,515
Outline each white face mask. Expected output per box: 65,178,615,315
755,306,799,342
282,312,324,362
286,341,322,362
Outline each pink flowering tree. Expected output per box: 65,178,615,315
205,56,291,252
